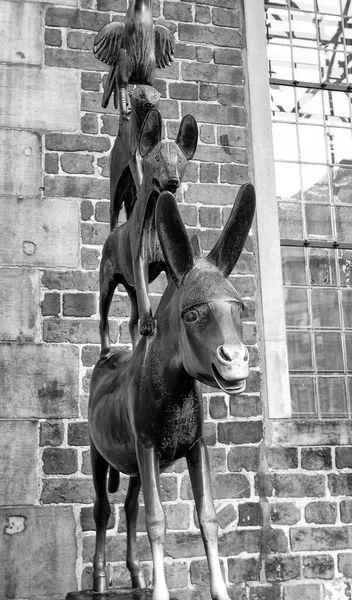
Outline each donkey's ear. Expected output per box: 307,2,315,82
139,109,162,157
176,115,198,160
191,234,203,259
156,191,194,287
207,183,256,278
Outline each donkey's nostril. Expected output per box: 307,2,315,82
218,345,234,363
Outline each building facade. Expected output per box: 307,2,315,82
1,0,352,598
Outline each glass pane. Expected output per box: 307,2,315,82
266,8,291,42
287,331,313,369
318,15,344,50
296,88,324,121
293,47,321,82
291,11,318,46
271,84,296,120
284,288,310,326
335,206,352,242
318,377,348,417
273,123,299,159
320,49,348,84
292,1,315,11
342,289,352,326
299,125,327,162
344,17,352,44
278,202,304,238
302,164,330,202
315,331,344,370
345,332,352,368
327,127,352,163
323,90,351,125
275,162,301,200
316,0,343,14
332,165,352,203
281,246,306,284
305,204,333,238
339,249,352,286
312,288,340,326
290,376,317,416
309,248,337,285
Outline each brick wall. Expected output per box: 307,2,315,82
1,0,352,599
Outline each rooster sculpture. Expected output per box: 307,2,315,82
93,0,174,117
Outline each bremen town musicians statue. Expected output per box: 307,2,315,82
67,1,256,599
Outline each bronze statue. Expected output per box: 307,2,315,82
93,0,174,117
89,184,256,600
109,85,161,231
99,108,198,354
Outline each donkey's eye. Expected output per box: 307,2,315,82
155,155,160,162
182,309,199,324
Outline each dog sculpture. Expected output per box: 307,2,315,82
99,109,198,353
109,84,161,231
89,184,256,600
93,0,174,116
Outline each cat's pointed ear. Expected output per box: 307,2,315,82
207,183,256,278
156,192,194,287
139,109,162,157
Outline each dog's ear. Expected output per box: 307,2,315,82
176,115,198,160
139,109,163,158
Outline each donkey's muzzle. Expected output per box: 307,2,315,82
165,178,179,193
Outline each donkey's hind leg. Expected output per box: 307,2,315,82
91,441,118,593
124,283,140,350
99,252,117,358
125,475,147,588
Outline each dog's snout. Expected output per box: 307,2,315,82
166,178,179,192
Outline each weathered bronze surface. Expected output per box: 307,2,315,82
66,589,178,600
93,0,174,116
99,108,198,353
89,185,256,600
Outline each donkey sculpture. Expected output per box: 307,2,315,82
99,108,198,354
89,183,256,600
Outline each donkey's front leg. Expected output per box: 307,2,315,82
186,437,230,600
125,475,147,588
136,440,169,600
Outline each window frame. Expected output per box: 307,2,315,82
244,0,352,445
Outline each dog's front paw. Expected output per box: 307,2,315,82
140,316,156,337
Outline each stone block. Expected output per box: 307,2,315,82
0,197,80,268
0,130,42,199
0,1,42,65
0,65,79,132
0,344,79,418
0,420,37,505
0,268,40,341
0,506,77,599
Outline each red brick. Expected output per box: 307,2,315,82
178,204,197,226
290,525,352,551
101,115,119,135
41,292,60,317
45,153,59,174
249,585,281,600
81,71,101,91
81,91,116,114
97,0,127,10
182,64,243,86
159,98,180,119
155,61,180,80
68,421,90,446
190,559,225,586
197,145,247,164
199,124,215,144
336,446,352,468
191,0,237,7
264,474,325,498
200,164,219,184
97,156,109,178
243,323,257,344
43,318,118,344
63,293,96,317
270,502,300,526
230,396,262,418
42,447,77,474
67,30,95,50
213,474,250,499
217,504,236,529
159,475,178,501
46,175,108,199
195,6,210,23
207,448,227,473
175,42,196,60
218,125,247,147
228,446,260,472
238,502,262,527
81,222,110,244
328,473,352,496
43,270,99,291
81,200,94,221
341,499,352,523
61,153,95,175
185,184,237,206
303,555,334,579
214,48,242,65
40,421,64,447
209,394,227,418
46,133,110,152
46,48,107,71
45,27,62,47
109,295,133,319
163,1,192,21
218,421,263,445
228,557,260,585
169,82,198,101
179,24,240,47
81,449,91,474
229,275,256,298
41,478,95,504
199,83,217,101
81,113,99,134
165,562,188,589
196,47,213,63
204,421,216,445
265,556,301,582
80,505,115,531
94,201,109,222
213,7,240,28
220,164,249,186
305,501,337,524
219,530,261,556
338,552,352,577
301,447,332,470
283,583,322,600
45,7,109,31
267,447,298,470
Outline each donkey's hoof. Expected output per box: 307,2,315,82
93,575,107,593
140,317,156,337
